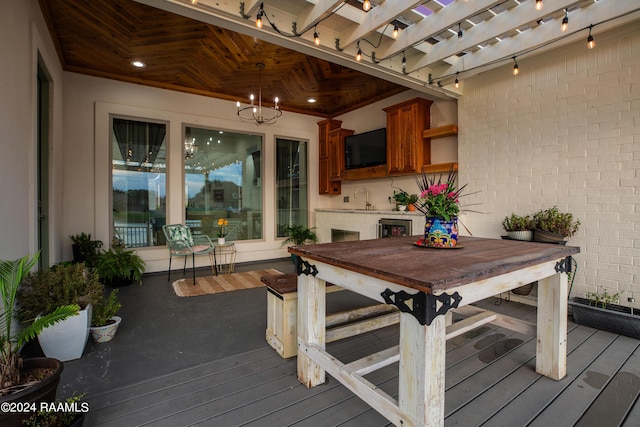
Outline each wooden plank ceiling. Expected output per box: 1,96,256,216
38,0,408,118
39,0,640,117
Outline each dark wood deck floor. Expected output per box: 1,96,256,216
56,260,640,426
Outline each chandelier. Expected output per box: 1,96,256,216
184,136,198,159
236,63,282,125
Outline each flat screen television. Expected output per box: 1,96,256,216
344,128,387,170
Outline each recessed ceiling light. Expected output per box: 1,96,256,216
308,98,317,103
131,60,145,68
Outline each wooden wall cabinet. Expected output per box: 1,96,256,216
383,98,433,175
318,119,342,195
328,128,354,182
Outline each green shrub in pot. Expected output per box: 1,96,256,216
502,213,535,241
533,206,580,243
1,253,79,399
96,246,145,286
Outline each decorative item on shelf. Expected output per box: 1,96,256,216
532,206,580,244
502,213,535,241
236,63,282,125
414,168,467,248
217,218,229,244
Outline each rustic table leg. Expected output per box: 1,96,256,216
297,272,326,388
536,272,568,380
398,312,446,427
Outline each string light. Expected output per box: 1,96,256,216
314,26,320,46
535,0,543,11
457,23,463,39
587,25,595,49
455,72,459,88
392,24,399,39
512,57,519,75
356,47,362,62
401,51,406,74
363,0,371,12
255,3,263,29
561,10,569,32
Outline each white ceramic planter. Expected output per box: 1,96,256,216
38,304,92,361
90,316,122,343
507,230,534,241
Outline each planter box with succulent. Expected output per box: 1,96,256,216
502,213,535,241
532,206,580,244
569,288,640,339
96,246,145,287
90,289,122,343
18,263,103,362
1,253,80,427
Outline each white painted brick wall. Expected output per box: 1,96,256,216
458,21,640,306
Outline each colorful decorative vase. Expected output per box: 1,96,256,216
424,217,459,248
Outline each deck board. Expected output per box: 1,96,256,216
84,297,640,427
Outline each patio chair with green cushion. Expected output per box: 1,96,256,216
162,224,215,285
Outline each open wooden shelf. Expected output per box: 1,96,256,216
420,162,458,174
423,124,458,139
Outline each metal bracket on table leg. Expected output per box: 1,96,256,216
381,289,462,326
555,256,573,274
294,255,318,277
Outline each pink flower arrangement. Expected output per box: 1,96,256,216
415,168,467,221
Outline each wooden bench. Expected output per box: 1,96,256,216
263,273,400,358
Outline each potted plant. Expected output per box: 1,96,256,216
502,213,535,241
216,218,229,244
391,191,410,211
281,225,319,264
22,393,87,427
95,246,145,287
569,287,640,339
17,263,103,362
90,289,122,343
281,224,319,247
532,206,580,244
69,233,102,268
1,253,80,427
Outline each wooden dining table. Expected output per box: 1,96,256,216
289,235,580,427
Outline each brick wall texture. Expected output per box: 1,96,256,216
458,21,640,302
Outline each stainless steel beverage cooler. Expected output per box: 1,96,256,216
377,218,412,238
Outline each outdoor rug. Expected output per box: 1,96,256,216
171,269,283,297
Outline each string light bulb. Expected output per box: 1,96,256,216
392,24,399,39
314,27,320,46
356,47,362,62
363,0,371,12
512,57,519,75
587,25,595,49
256,8,263,29
561,10,568,32
401,51,406,74
457,23,463,39
535,0,543,11
455,72,459,88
